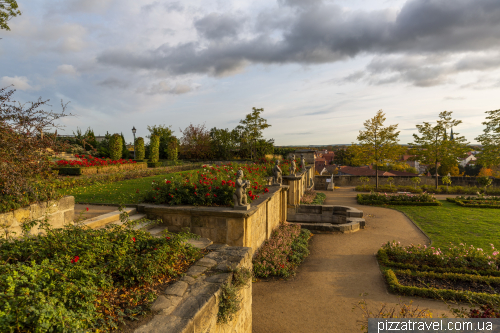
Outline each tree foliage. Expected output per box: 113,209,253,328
352,110,403,188
0,86,70,204
146,124,176,160
410,111,469,188
210,127,238,160
108,134,122,161
0,0,20,31
179,123,212,160
238,107,271,159
475,109,500,168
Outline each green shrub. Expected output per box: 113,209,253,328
109,133,122,161
253,224,311,278
448,196,500,208
149,135,160,163
147,162,163,168
357,193,440,206
0,216,202,331
135,137,145,160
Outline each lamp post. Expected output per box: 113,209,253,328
132,126,136,159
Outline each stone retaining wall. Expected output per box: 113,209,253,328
134,245,252,333
0,196,75,238
138,186,288,254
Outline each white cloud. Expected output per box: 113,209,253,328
0,76,35,91
55,64,79,76
137,81,197,95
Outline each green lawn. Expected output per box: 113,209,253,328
58,170,196,205
391,200,500,250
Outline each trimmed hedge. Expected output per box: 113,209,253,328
357,194,441,206
383,268,500,305
377,248,500,277
53,162,147,175
147,162,163,168
135,137,145,160
447,197,500,209
149,135,160,163
109,134,122,161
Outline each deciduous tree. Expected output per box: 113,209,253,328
410,111,469,189
179,123,212,160
0,0,20,31
0,86,70,205
239,107,271,160
475,109,500,168
352,110,403,189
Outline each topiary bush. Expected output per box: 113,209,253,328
109,133,122,161
135,137,145,160
149,135,160,163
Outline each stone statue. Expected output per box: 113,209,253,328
300,154,306,171
272,160,282,185
233,169,251,210
290,154,296,175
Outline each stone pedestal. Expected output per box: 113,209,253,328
233,205,250,211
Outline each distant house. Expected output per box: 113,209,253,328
458,153,477,167
315,159,327,173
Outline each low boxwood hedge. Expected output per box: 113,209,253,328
447,197,500,209
377,248,500,277
357,194,441,206
147,162,163,168
53,162,147,175
382,268,500,306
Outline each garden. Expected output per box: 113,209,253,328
0,215,203,332
378,241,500,315
447,196,500,209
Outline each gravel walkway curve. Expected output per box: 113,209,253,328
252,187,453,333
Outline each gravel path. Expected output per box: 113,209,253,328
252,187,454,333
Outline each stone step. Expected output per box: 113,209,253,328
82,207,137,229
289,220,363,234
112,213,148,226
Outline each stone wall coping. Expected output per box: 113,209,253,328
133,245,252,333
138,185,285,219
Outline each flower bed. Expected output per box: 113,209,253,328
447,196,500,208
253,223,311,278
55,154,138,167
0,218,202,331
357,192,441,206
52,155,146,175
355,185,422,193
142,163,273,206
378,241,500,306
300,190,326,205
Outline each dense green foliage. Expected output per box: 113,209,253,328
109,133,122,161
447,196,500,208
135,137,145,160
253,224,311,278
0,218,202,331
475,109,500,168
149,135,160,163
357,193,441,206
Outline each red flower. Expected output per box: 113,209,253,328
264,188,269,193
132,237,136,242
166,236,171,240
214,194,217,197
86,207,89,211
194,192,197,195
71,255,80,263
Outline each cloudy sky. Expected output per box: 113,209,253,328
1,0,499,145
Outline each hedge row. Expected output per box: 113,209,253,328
377,248,500,277
383,268,500,306
447,198,500,209
147,162,163,168
356,194,441,206
53,162,147,175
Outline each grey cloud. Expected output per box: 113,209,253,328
64,0,114,13
97,77,129,89
194,13,245,40
164,2,184,13
97,0,500,82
